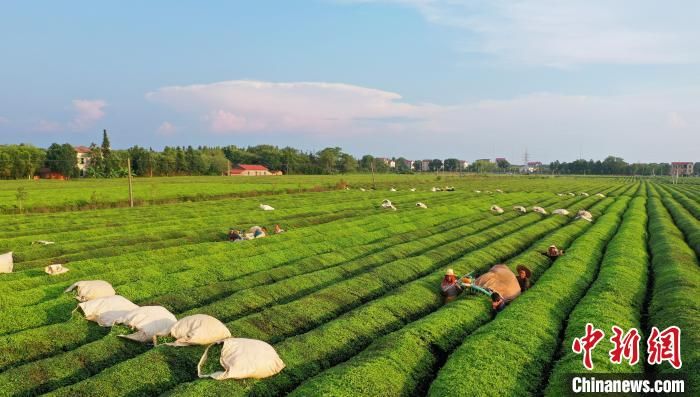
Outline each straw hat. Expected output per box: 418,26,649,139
516,265,532,278
445,268,455,276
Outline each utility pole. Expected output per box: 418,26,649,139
370,159,376,189
127,158,134,207
522,148,530,175
227,160,231,177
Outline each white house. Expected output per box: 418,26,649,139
75,146,91,177
376,157,396,168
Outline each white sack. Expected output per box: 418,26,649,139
78,295,139,327
381,199,396,210
198,338,285,380
513,206,526,213
552,209,570,216
116,306,177,344
532,206,548,215
0,252,13,274
577,210,593,222
490,205,504,214
167,314,232,346
416,202,428,209
259,204,275,211
64,280,115,302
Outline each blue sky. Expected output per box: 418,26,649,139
1,0,698,163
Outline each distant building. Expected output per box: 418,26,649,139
230,164,273,176
495,157,506,163
475,158,491,163
421,159,431,172
75,145,91,177
520,161,542,174
401,159,414,170
38,167,66,180
671,162,693,176
376,157,396,168
458,160,469,169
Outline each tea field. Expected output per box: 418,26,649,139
0,175,697,396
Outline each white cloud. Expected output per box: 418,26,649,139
69,99,107,130
34,99,107,132
339,0,700,66
156,121,177,136
36,120,62,132
146,79,700,162
146,80,439,135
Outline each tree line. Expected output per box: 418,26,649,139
548,156,689,176
0,132,698,178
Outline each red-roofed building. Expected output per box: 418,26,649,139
230,164,274,176
671,162,693,176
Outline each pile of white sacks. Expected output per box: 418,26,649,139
66,280,285,380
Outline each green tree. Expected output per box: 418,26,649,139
601,156,628,175
101,129,114,175
15,187,28,213
0,144,45,179
359,155,375,172
429,159,443,172
318,147,342,174
496,158,510,171
443,158,460,172
185,146,206,175
471,159,495,173
395,157,411,173
45,143,77,177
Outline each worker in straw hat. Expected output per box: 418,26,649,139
440,268,463,302
515,264,532,292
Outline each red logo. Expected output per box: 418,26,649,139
572,323,605,370
573,324,683,370
609,326,640,366
647,326,682,369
